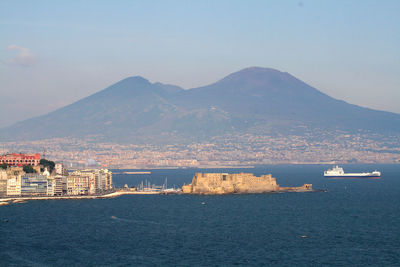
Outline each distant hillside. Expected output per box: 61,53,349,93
1,67,400,143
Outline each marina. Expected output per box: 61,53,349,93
134,178,181,194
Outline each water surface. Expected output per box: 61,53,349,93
1,164,399,266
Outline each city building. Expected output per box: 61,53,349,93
0,153,41,167
1,160,113,197
53,175,65,196
102,169,113,191
67,175,89,195
47,177,55,196
6,167,24,196
21,174,48,196
71,170,95,194
94,169,113,193
0,170,7,196
70,169,113,194
55,163,65,175
7,176,22,196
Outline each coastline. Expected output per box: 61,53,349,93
0,190,162,205
0,188,327,206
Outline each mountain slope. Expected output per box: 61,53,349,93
172,67,400,134
0,76,184,141
1,67,400,142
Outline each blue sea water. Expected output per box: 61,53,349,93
1,164,400,266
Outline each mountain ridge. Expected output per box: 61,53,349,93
1,67,399,143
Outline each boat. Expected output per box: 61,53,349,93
324,166,381,178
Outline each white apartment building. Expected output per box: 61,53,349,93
7,176,22,196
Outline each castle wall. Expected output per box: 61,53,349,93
183,172,280,194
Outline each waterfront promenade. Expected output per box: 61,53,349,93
0,190,163,206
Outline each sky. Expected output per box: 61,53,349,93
0,0,399,128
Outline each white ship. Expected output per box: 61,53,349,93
324,166,381,178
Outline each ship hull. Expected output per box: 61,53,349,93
324,175,381,179
324,166,381,179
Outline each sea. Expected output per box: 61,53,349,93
1,164,399,266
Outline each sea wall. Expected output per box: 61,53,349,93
280,184,312,192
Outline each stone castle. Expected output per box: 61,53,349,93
182,172,312,195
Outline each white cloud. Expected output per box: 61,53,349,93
6,44,36,66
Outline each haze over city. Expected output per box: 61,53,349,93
1,0,399,128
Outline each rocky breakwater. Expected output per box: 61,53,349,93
182,172,312,195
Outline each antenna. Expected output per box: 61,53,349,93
43,148,46,159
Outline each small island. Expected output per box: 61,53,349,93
182,172,312,194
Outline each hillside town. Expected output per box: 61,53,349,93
1,130,399,169
0,153,112,198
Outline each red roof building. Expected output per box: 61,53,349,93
0,153,41,167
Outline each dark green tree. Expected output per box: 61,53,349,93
0,163,7,170
23,165,37,173
39,159,55,172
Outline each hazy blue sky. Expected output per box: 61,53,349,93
1,0,399,127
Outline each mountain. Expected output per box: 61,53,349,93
0,76,185,142
1,67,400,143
172,67,400,134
